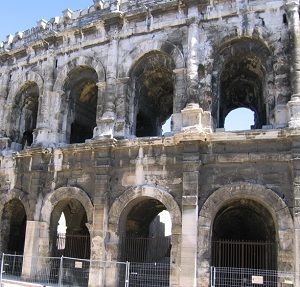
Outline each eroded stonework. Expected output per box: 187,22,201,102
0,0,300,286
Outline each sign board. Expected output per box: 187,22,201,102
75,261,83,268
252,275,263,284
284,280,293,285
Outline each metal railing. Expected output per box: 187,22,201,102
212,240,276,270
0,253,129,287
211,267,299,287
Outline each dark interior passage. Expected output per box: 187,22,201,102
129,53,174,137
212,199,276,270
63,67,98,144
120,198,172,287
1,199,27,254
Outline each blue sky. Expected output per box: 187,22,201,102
0,1,93,41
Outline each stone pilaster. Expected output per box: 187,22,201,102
34,91,63,146
33,52,56,147
89,146,113,286
186,6,200,104
0,71,9,137
173,68,187,114
114,77,130,138
22,221,44,279
98,37,119,138
93,81,106,139
180,143,200,287
286,2,300,127
292,140,300,279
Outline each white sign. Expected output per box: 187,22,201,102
252,275,263,284
75,261,83,268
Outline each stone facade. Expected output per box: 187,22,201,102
0,0,299,286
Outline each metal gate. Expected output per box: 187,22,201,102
52,234,91,259
120,237,171,287
212,240,276,270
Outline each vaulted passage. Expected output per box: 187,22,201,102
129,52,175,137
212,199,276,270
63,66,98,144
0,199,27,254
120,197,172,286
13,82,39,148
213,39,272,129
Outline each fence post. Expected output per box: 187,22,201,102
0,253,4,285
125,261,130,287
210,266,216,287
58,256,64,287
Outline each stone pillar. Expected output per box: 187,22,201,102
89,153,112,286
114,77,130,138
34,52,57,146
21,221,43,280
0,71,12,150
35,91,63,145
186,6,200,104
0,71,9,137
93,81,106,139
286,2,300,127
180,144,200,287
292,143,300,281
88,195,107,287
98,37,119,138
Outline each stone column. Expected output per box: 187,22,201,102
286,2,300,127
186,6,200,104
180,144,200,287
34,52,57,146
0,71,12,150
35,91,63,145
88,195,107,286
115,77,130,138
0,71,9,136
21,221,43,280
98,37,119,138
89,151,112,286
93,81,106,139
292,141,300,281
172,68,187,133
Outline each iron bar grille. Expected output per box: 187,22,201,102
212,240,276,270
120,236,171,263
52,233,91,259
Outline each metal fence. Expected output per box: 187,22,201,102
0,253,129,287
212,240,276,270
211,267,299,287
128,262,170,287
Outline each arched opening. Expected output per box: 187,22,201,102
120,197,172,286
212,39,272,130
14,82,39,148
129,52,175,137
50,198,90,260
212,199,276,270
63,67,98,144
219,56,266,129
224,107,255,131
1,199,27,254
49,198,90,285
